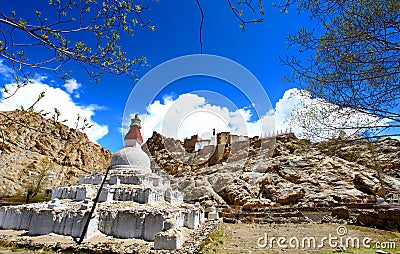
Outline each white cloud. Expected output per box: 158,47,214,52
63,78,81,94
0,77,108,143
274,88,305,137
274,88,388,141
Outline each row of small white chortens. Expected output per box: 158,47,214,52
260,127,293,138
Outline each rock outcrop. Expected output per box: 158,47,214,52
145,131,400,207
0,110,112,196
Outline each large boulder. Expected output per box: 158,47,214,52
357,209,400,231
263,182,305,205
276,188,305,205
353,173,381,195
218,179,254,206
331,206,350,220
277,167,301,183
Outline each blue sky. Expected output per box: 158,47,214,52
1,1,342,151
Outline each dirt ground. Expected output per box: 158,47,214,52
0,223,399,253
202,223,400,254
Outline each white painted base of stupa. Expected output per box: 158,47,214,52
0,199,204,247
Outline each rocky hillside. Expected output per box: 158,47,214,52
0,110,112,196
144,131,400,207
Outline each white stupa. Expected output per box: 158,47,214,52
0,115,208,250
110,114,151,170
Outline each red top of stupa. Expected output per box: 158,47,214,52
124,114,143,144
124,125,143,143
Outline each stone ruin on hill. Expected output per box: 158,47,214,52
0,114,218,250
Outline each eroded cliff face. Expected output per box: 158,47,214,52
144,131,400,207
0,110,112,196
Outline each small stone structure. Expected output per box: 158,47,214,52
205,206,219,220
184,134,199,153
0,115,215,250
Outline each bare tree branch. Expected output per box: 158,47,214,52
195,0,204,54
